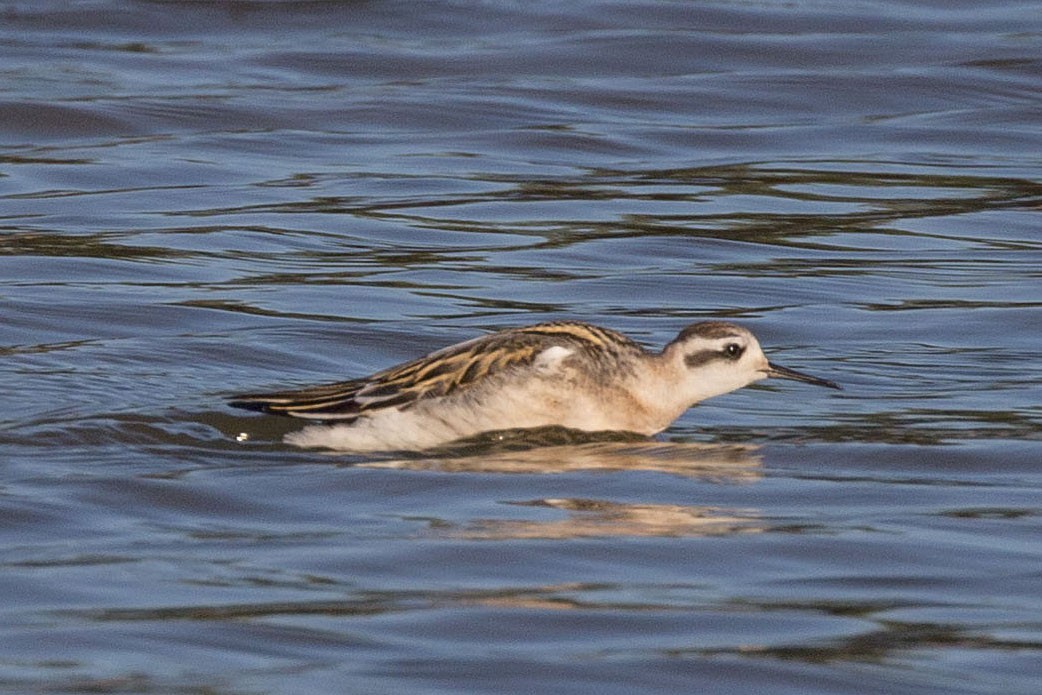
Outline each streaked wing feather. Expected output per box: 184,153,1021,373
227,378,368,420
228,322,642,420
353,333,549,407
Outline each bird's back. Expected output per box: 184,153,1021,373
229,321,647,421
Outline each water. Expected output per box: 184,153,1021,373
2,1,1041,692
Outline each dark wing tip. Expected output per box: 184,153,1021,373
227,389,363,420
228,396,278,413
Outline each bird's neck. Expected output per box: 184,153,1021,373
626,353,703,431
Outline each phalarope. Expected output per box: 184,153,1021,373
230,321,840,452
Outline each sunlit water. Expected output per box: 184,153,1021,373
2,1,1041,693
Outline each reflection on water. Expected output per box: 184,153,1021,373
363,433,761,480
367,436,764,540
449,498,762,540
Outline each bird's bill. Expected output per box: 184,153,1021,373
766,363,842,390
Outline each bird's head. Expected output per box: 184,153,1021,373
661,321,840,407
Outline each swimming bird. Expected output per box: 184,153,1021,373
229,321,840,452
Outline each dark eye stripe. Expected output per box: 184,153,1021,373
684,350,721,368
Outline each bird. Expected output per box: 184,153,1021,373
229,320,840,452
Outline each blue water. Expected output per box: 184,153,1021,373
2,1,1041,692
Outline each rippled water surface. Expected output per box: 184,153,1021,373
3,1,1042,692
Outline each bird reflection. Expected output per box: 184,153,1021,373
451,498,763,540
358,433,764,539
360,428,762,480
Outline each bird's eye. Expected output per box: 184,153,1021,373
724,343,744,359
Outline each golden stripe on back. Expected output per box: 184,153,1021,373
518,321,637,349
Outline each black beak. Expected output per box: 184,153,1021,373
767,363,842,390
